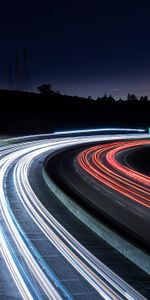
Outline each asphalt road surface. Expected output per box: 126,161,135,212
0,133,149,300
47,139,150,252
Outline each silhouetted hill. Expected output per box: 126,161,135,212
0,89,149,134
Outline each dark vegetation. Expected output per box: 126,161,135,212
0,86,150,134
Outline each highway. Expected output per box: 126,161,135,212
49,140,150,251
77,140,150,245
78,140,150,207
0,132,149,299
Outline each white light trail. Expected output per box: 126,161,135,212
54,128,146,135
0,227,34,300
0,133,148,299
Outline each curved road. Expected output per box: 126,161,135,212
0,133,149,299
78,140,150,208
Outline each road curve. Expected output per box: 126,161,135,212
0,133,148,300
77,139,150,208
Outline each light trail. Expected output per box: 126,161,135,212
54,128,145,135
0,227,35,300
77,139,150,208
14,146,122,300
0,146,65,300
0,133,148,299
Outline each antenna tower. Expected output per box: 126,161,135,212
15,52,22,91
22,48,32,91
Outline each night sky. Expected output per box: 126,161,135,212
1,0,150,98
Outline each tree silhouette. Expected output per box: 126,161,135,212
140,96,148,102
127,93,138,101
37,84,62,96
37,84,55,95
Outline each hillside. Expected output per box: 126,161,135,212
0,89,149,134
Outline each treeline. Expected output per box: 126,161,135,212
0,88,149,135
37,84,150,102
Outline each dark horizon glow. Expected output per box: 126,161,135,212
0,0,150,98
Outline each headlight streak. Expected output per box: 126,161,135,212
5,167,72,300
0,227,35,300
13,136,146,300
0,133,148,300
14,141,117,299
77,140,150,208
14,148,118,300
54,128,145,135
0,141,75,300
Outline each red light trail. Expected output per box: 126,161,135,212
77,140,150,208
